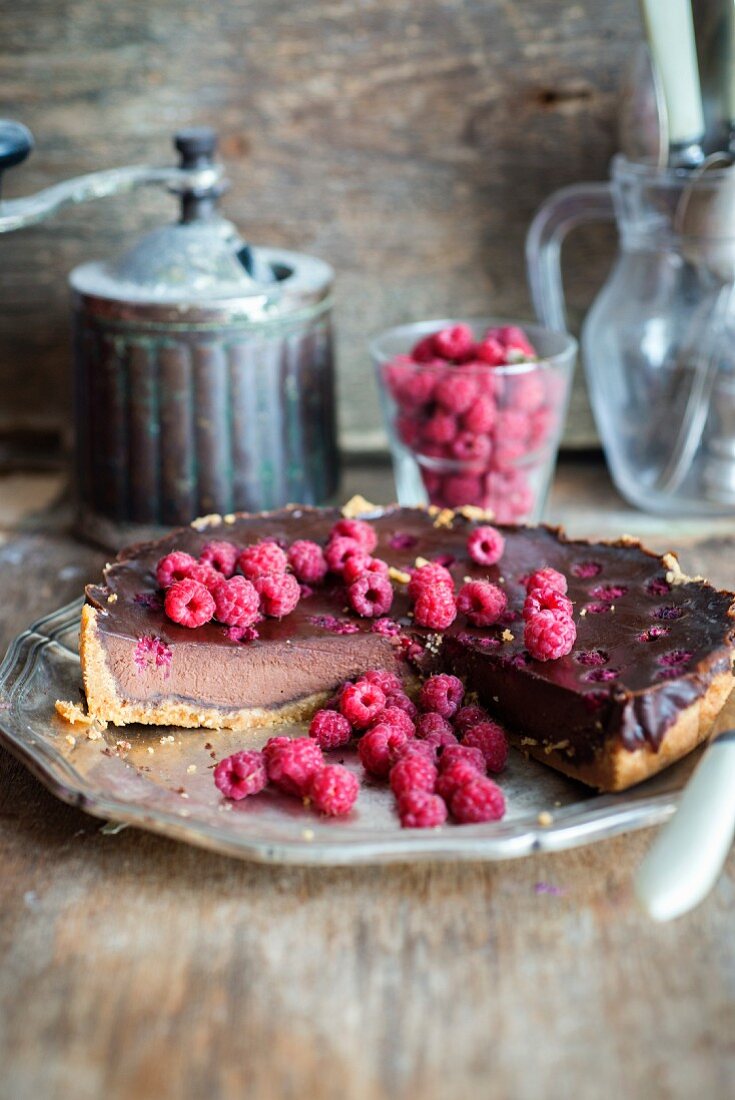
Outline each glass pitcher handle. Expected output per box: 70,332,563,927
525,182,615,332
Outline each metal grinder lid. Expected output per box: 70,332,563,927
69,128,333,324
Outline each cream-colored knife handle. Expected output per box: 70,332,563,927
635,731,735,921
640,0,705,147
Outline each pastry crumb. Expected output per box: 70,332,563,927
388,566,411,584
190,513,222,531
107,593,118,605
537,811,554,827
341,494,377,519
65,733,76,747
414,556,431,569
663,552,704,586
501,629,514,643
186,764,197,774
302,828,315,840
223,513,236,524
457,504,493,522
432,508,455,529
55,699,95,726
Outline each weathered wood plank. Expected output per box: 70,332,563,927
0,0,638,453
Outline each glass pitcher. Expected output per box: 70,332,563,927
526,154,735,516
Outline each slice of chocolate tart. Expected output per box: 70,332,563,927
78,502,735,791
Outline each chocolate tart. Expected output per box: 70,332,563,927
79,503,735,791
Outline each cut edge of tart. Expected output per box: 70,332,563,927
72,499,735,792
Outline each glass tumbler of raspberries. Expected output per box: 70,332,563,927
371,318,576,522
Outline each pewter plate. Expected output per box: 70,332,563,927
0,599,720,865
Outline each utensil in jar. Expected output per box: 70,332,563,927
640,0,706,167
635,726,735,921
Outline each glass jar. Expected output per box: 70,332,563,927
527,154,735,515
371,318,576,522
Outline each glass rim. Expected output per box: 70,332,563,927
369,316,577,374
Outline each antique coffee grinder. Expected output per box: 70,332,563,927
0,121,339,545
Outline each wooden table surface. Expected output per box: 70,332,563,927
0,459,733,1100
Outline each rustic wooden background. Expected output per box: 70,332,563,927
0,0,638,458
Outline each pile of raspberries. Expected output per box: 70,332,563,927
214,669,508,828
408,524,507,630
383,323,561,522
155,516,396,631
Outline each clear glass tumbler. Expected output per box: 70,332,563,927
371,318,576,522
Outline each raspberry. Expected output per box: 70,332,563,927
494,324,537,359
213,750,267,800
461,393,496,434
213,575,260,627
436,759,484,802
263,735,291,758
440,474,483,508
156,550,200,589
524,610,576,661
309,709,352,751
347,572,394,617
463,720,509,773
397,413,421,448
254,572,301,618
411,334,440,363
264,736,324,796
395,739,439,765
434,372,478,414
510,372,545,413
523,585,573,621
422,411,457,445
450,431,492,466
421,726,459,751
164,578,215,628
475,335,506,366
440,743,486,774
188,562,226,593
407,562,454,601
308,765,359,816
418,673,464,718
413,587,457,630
360,668,403,696
287,540,328,584
238,541,288,580
340,680,387,729
398,790,448,828
358,724,409,777
450,777,506,823
453,704,488,735
342,554,390,586
432,324,475,362
396,366,437,406
415,711,454,741
329,517,378,553
457,580,507,627
389,755,438,798
467,525,505,567
383,691,418,720
526,568,568,595
325,536,363,575
199,540,238,578
370,706,416,738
